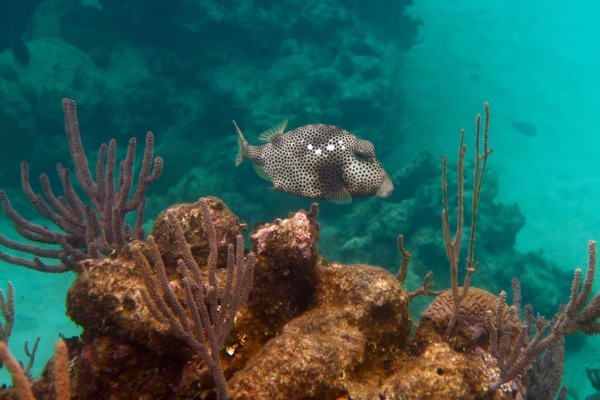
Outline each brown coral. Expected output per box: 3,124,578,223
151,196,243,268
380,342,488,399
59,198,417,399
415,287,519,351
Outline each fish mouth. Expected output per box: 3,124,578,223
376,178,394,198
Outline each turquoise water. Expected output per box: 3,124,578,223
401,0,600,263
402,1,600,397
1,0,599,397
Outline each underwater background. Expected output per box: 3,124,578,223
0,0,599,398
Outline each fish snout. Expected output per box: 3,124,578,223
375,178,394,198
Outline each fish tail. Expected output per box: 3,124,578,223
233,120,247,166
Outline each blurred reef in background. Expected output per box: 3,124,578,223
0,0,417,213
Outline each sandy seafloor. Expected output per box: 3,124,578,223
1,1,600,397
397,0,600,397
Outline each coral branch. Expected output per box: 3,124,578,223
395,234,410,285
53,340,71,400
0,98,163,272
22,336,41,376
408,271,440,299
395,234,441,299
0,342,35,400
0,282,15,344
0,339,72,400
138,198,255,400
488,240,599,394
443,102,493,338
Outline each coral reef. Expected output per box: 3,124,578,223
0,101,587,398
3,193,581,399
327,151,573,319
1,95,590,400
2,1,597,398
0,196,457,398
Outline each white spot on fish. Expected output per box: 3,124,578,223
315,149,322,155
307,144,313,150
326,144,335,151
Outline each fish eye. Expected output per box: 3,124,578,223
354,149,370,161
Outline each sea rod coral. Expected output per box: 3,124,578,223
0,98,163,272
135,198,255,400
0,339,71,400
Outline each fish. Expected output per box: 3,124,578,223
234,120,394,204
511,121,537,137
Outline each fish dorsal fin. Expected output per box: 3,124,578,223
252,163,271,181
258,120,288,143
326,187,352,205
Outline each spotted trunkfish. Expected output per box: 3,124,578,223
234,120,393,204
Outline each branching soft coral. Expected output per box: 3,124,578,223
0,98,163,272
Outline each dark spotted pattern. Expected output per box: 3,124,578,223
237,123,393,203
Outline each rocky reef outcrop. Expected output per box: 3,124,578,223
0,196,527,399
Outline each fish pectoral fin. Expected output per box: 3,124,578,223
233,120,247,166
326,187,352,205
258,120,288,143
252,163,272,181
